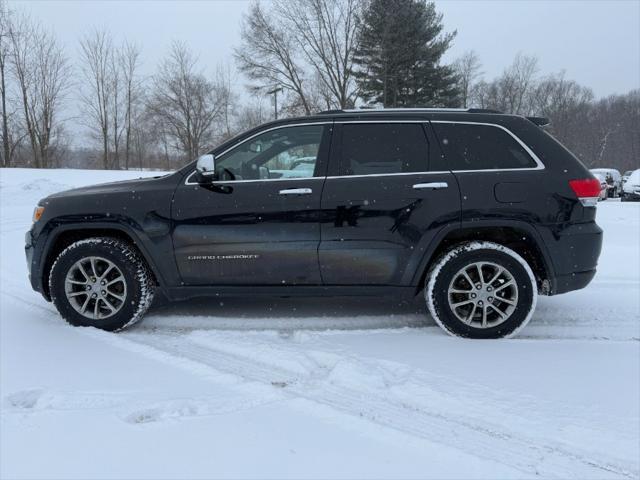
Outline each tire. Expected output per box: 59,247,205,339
49,237,155,331
425,241,537,339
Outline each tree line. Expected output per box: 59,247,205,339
0,0,638,172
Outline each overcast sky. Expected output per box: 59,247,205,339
18,0,640,98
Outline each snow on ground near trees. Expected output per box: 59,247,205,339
1,168,638,479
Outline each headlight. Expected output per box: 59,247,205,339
32,206,45,223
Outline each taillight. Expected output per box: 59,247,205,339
569,178,601,207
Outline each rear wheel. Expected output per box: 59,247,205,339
49,237,155,331
425,241,537,339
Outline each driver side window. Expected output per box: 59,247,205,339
215,125,325,181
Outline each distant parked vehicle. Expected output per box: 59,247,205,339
270,157,316,179
590,168,622,198
621,169,640,202
622,170,633,186
591,172,608,201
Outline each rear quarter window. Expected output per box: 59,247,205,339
432,122,538,171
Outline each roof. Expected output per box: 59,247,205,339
317,107,502,115
313,108,549,126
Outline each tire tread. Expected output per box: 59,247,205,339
49,237,155,331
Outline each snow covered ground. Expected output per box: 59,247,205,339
1,168,639,479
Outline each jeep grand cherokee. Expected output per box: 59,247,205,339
25,108,603,338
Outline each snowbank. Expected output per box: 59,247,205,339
1,168,638,479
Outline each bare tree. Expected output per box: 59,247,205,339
471,53,538,115
148,41,225,160
500,53,538,115
119,41,142,170
214,62,237,141
109,47,123,169
453,50,482,108
469,52,637,172
579,91,639,171
530,71,593,151
235,0,361,115
79,29,115,169
274,0,361,109
235,2,312,115
0,0,11,166
80,32,144,170
8,12,69,168
0,1,24,167
235,94,271,132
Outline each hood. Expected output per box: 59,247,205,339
45,176,163,201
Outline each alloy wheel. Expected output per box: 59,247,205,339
447,261,519,328
64,256,127,320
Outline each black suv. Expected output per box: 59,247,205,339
25,109,603,338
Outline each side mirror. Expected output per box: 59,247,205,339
195,154,216,183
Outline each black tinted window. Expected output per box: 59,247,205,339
340,123,428,176
432,123,537,170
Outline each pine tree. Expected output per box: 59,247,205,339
354,0,460,107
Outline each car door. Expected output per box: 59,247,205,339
172,123,332,285
319,121,461,285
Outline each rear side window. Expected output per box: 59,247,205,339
340,123,428,176
432,123,537,171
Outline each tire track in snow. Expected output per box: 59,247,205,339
2,387,282,425
3,287,638,478
121,330,637,480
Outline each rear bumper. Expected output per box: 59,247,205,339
553,269,597,295
540,221,603,295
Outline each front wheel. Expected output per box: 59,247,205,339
49,237,155,331
425,242,537,339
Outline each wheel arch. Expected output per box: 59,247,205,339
39,223,162,300
414,221,555,295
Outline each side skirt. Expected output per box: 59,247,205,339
163,285,417,302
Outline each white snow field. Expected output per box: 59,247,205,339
1,168,639,479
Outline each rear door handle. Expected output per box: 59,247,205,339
413,182,448,190
279,188,312,195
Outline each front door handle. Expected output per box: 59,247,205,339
413,182,448,190
279,188,313,195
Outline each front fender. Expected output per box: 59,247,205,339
29,215,178,299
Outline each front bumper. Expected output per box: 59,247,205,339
622,189,640,201
25,226,47,298
25,229,34,283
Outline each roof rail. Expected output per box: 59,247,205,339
467,108,502,114
317,107,503,115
